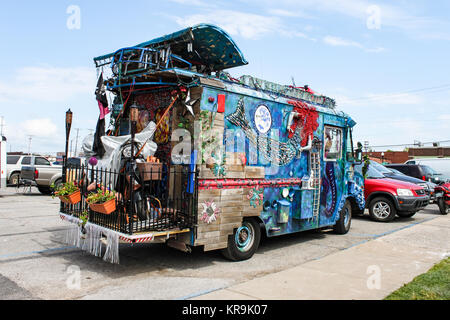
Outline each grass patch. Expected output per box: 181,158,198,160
385,257,450,300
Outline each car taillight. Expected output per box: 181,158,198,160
422,176,426,181
34,169,39,179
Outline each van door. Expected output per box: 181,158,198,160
320,125,344,225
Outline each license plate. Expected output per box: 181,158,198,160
435,192,444,197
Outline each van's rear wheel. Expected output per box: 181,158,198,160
221,219,261,261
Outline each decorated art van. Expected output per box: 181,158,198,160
58,24,365,263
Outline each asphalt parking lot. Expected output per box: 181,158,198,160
0,186,446,300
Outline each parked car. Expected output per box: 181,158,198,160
20,156,63,194
355,164,429,222
369,160,436,201
405,158,450,182
6,154,42,186
384,163,443,184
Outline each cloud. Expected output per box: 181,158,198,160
0,66,96,104
20,118,58,138
259,0,450,40
173,9,317,41
323,36,363,48
174,10,282,40
323,35,386,53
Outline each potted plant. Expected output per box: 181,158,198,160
52,181,81,205
86,188,116,214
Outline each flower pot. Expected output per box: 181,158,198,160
89,198,116,215
59,189,81,205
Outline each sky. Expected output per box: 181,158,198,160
0,0,449,154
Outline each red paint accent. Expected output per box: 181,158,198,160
198,178,303,190
217,94,225,113
287,100,319,146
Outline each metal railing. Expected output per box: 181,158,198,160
60,163,198,235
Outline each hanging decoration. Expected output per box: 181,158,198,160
286,100,319,146
200,200,220,224
154,107,170,144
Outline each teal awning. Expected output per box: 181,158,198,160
94,24,248,71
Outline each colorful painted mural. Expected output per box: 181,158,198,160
198,84,364,238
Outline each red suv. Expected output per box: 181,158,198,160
356,164,430,222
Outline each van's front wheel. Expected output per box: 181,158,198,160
221,219,261,261
333,200,352,234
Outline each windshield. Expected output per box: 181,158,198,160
389,168,405,175
369,160,392,174
355,163,386,179
421,165,439,176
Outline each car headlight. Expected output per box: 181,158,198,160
397,189,414,196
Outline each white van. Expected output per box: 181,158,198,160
405,158,450,182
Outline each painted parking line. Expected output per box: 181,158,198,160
178,215,439,300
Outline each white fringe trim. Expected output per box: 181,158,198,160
61,214,119,264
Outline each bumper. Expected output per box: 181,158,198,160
394,195,430,212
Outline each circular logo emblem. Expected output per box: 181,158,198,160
254,105,272,134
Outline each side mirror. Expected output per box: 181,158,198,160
354,142,363,163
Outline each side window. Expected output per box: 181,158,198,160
21,157,31,165
324,126,342,161
35,157,50,166
345,128,354,161
7,156,20,165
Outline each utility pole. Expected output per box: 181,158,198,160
27,135,33,155
0,116,4,136
74,128,80,157
364,141,369,153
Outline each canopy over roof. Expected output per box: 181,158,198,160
93,24,248,71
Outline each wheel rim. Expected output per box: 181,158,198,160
235,222,255,252
343,206,351,228
373,201,391,219
11,175,19,185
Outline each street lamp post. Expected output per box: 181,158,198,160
128,106,139,234
64,109,73,183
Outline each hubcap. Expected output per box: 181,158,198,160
343,206,351,228
235,222,254,252
373,201,391,219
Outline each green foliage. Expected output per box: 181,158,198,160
385,257,450,300
361,155,370,179
79,211,89,227
86,188,116,204
51,181,79,198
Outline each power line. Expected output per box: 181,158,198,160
342,84,450,103
369,139,450,148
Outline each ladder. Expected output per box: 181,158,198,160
309,152,321,224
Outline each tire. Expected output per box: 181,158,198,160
9,173,20,186
369,197,396,222
221,219,261,261
51,179,62,192
437,198,449,215
37,186,52,195
334,200,352,234
396,211,417,218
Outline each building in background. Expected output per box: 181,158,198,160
408,147,450,158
